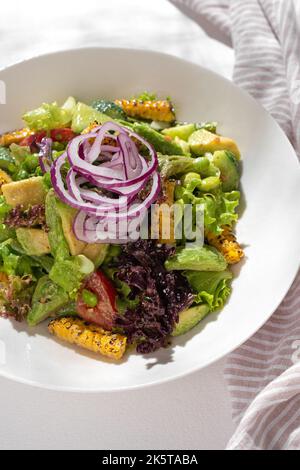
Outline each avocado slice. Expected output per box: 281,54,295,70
1,176,47,208
162,124,196,141
172,304,210,336
55,200,86,256
165,245,227,272
45,190,70,259
16,228,51,256
132,122,184,155
188,129,241,159
50,196,110,262
212,150,239,192
82,243,109,268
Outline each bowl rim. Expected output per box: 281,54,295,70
0,46,299,393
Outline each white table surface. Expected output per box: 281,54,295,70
0,0,235,450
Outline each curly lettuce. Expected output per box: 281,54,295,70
177,188,240,235
202,190,240,233
0,146,16,173
0,274,35,322
27,275,69,326
0,238,53,277
0,196,14,242
23,101,74,131
103,266,140,314
184,270,233,312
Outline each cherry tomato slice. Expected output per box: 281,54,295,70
77,271,118,330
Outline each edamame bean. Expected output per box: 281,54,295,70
206,163,221,177
200,176,220,192
181,172,201,188
82,289,98,308
193,157,210,174
15,169,29,181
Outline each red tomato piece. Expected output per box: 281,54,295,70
77,271,118,331
50,128,77,143
20,131,46,148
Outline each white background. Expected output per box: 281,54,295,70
0,0,236,450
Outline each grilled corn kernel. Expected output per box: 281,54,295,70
0,128,34,147
206,225,244,265
48,317,127,360
115,99,175,123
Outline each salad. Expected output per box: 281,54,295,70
0,93,244,360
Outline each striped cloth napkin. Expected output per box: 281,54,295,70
170,0,300,450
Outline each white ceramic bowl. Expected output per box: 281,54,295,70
0,48,299,392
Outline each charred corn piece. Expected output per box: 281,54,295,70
48,317,127,360
115,99,175,123
0,169,12,194
206,225,244,265
0,128,34,147
81,121,99,134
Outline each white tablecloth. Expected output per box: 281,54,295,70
0,0,235,450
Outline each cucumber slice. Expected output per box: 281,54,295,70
71,102,111,133
212,150,239,191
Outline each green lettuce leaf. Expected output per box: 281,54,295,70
49,255,94,295
0,274,36,321
27,275,69,326
23,102,73,131
0,224,15,243
0,146,16,173
0,238,53,277
184,270,233,312
103,265,139,314
0,196,14,241
0,242,19,275
176,187,240,235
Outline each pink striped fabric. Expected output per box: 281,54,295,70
170,0,300,450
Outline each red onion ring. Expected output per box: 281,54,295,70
51,121,161,243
